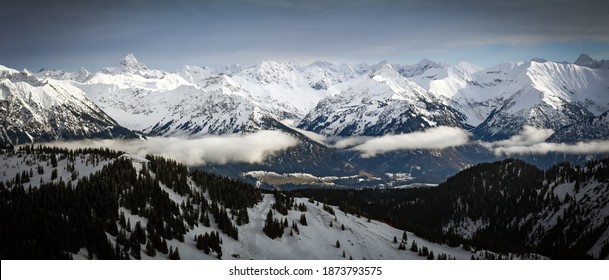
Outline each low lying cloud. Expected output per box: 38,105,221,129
350,126,470,157
45,130,298,165
492,141,609,156
331,136,373,149
484,126,609,156
288,126,328,145
492,125,555,147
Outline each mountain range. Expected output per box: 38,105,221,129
2,53,608,184
3,53,607,143
2,53,609,260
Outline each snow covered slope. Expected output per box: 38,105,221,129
547,111,609,143
297,63,468,136
394,56,609,140
0,147,526,260
77,55,277,136
230,61,330,120
0,66,136,145
71,55,359,137
12,53,608,143
471,60,609,140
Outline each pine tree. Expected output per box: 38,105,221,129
160,238,168,254
410,240,418,252
341,224,345,231
300,214,307,226
145,240,156,257
50,154,57,167
171,247,180,260
393,236,398,243
336,240,340,248
291,221,299,234
342,250,346,258
119,211,126,228
131,241,141,260
134,222,146,244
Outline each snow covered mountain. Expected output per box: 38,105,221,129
437,159,609,259
0,65,136,145
305,158,609,259
396,57,609,140
34,67,91,83
547,111,609,143
76,55,278,136
227,60,352,121
575,53,609,69
297,63,468,136
8,53,608,145
66,55,362,137
470,60,609,140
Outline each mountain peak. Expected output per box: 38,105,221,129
417,58,439,66
575,53,594,66
574,53,609,69
310,60,337,69
118,53,147,70
369,62,398,77
455,61,483,72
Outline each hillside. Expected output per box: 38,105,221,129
0,146,484,260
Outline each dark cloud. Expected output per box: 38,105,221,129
1,0,608,70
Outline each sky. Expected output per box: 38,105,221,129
1,0,608,71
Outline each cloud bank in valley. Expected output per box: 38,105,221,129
483,125,609,156
332,125,609,158
47,130,298,165
350,126,470,157
493,141,609,156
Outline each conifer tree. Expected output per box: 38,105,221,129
131,242,141,260
410,240,418,252
171,247,180,260
145,240,156,257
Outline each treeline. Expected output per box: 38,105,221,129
16,144,124,158
291,158,609,259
